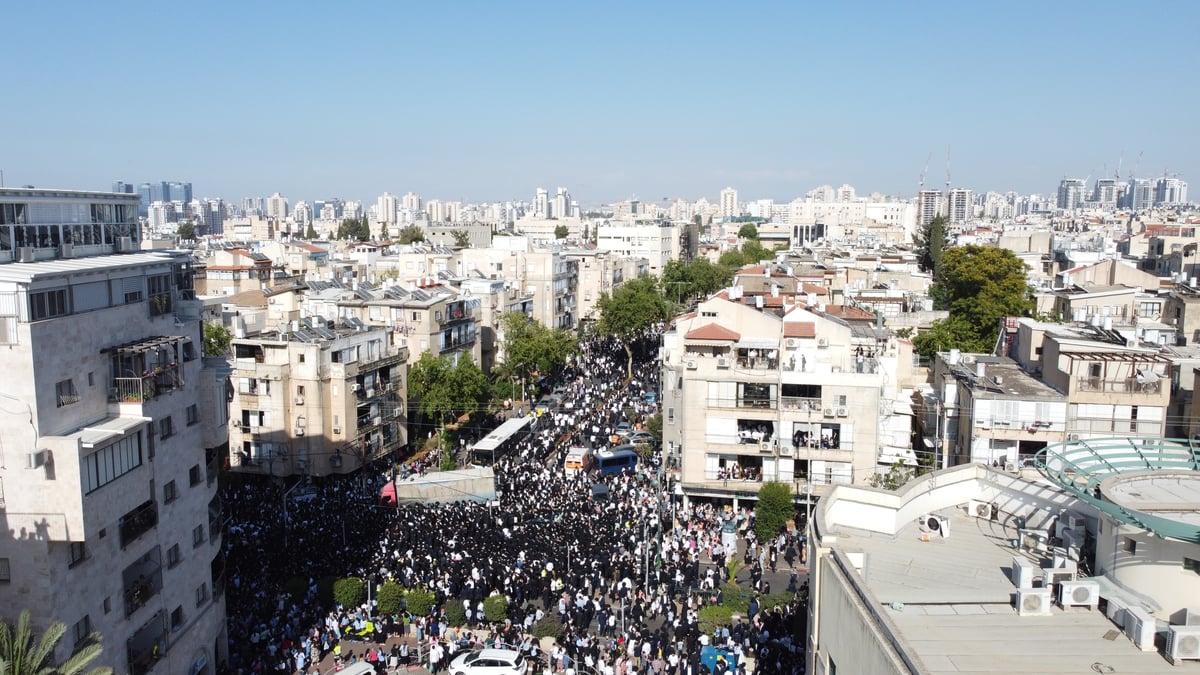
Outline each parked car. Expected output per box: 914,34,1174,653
449,648,528,675
624,431,655,446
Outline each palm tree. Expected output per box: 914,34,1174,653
0,610,113,675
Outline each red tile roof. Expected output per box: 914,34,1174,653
822,304,875,321
801,282,829,295
783,322,816,338
684,323,741,341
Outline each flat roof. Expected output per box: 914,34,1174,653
838,514,1169,673
0,251,181,283
1105,472,1200,527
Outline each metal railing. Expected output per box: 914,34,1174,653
110,367,182,403
1075,377,1162,394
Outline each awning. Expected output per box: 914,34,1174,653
735,338,779,350
80,416,150,448
102,335,188,355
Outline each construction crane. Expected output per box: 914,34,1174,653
1131,150,1144,179
918,152,932,191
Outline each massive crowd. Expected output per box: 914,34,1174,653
219,332,805,675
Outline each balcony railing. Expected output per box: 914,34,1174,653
119,501,158,549
1076,377,1162,395
706,396,777,410
110,366,182,403
781,397,823,412
126,610,166,675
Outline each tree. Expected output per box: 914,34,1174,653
500,313,578,388
203,321,232,357
754,481,794,542
451,230,471,247
581,224,590,242
0,609,113,675
914,246,1033,359
337,216,371,242
175,221,195,241
403,588,436,617
304,223,318,240
662,258,730,306
397,225,426,245
408,352,487,425
553,224,569,239
597,276,669,377
376,580,404,615
869,463,914,490
737,223,760,240
913,215,947,274
333,577,365,608
483,593,509,622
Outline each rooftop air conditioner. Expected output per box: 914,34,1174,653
823,407,835,417
836,406,848,417
1171,608,1200,626
1125,607,1157,651
18,247,35,263
58,243,74,258
1016,587,1052,616
686,360,697,370
294,396,304,405
350,383,362,392
1058,580,1099,609
716,357,729,368
117,236,133,252
969,500,996,520
1059,510,1086,531
1168,625,1200,664
293,427,305,437
919,514,949,538
1010,556,1035,589
817,338,828,348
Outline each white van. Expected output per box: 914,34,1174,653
335,662,378,675
563,446,593,475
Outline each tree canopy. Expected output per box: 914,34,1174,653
913,245,1033,358
407,352,487,424
203,321,232,357
336,216,371,241
175,221,196,241
661,258,730,305
913,215,947,274
597,276,669,377
451,230,471,247
304,223,318,240
0,609,113,675
553,224,569,239
737,223,760,240
754,482,794,542
499,313,578,385
397,225,426,245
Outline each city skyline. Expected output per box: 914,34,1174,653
3,2,1197,202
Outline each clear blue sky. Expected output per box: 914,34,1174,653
3,1,1196,206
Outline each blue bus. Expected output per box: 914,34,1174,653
594,446,639,476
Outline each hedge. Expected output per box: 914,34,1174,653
698,605,734,634
377,580,404,615
333,577,365,608
483,593,509,623
404,587,437,617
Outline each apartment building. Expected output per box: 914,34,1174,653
0,188,226,675
563,246,647,322
661,288,912,504
459,241,579,332
595,220,681,275
193,246,274,296
228,317,408,476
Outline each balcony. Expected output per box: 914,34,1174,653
122,548,163,617
781,397,823,413
706,396,777,411
119,500,158,549
107,336,188,403
1075,377,1162,395
126,610,166,675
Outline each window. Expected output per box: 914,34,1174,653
0,558,9,583
159,416,174,440
186,404,199,426
148,274,172,316
170,606,184,630
1123,537,1137,555
103,597,111,614
87,371,94,386
68,542,87,567
29,289,69,320
1184,558,1200,575
189,465,201,487
167,544,181,568
56,378,80,407
163,480,177,503
298,353,305,363
192,525,205,547
196,583,209,607
296,385,305,396
667,407,675,424
71,616,91,649
81,434,143,494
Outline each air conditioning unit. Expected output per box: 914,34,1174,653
58,243,73,258
786,338,799,348
716,357,729,369
817,338,828,348
836,406,848,417
918,514,950,538
686,360,697,370
823,407,835,417
1125,607,1157,651
350,383,362,392
1010,556,1035,588
1168,625,1200,664
1016,587,1052,616
1171,608,1200,626
1004,462,1017,472
1058,580,1099,609
26,449,50,469
332,426,341,435
366,388,375,398
373,416,382,426
18,247,35,263
969,500,997,520
1068,433,1080,441
117,236,134,252
294,396,304,405
293,427,304,437
1059,510,1086,532
1061,528,1084,560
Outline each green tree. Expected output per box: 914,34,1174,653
913,215,947,274
175,221,196,241
304,223,318,240
0,609,113,675
203,321,232,357
408,352,488,425
483,593,509,622
754,481,794,542
554,224,570,239
403,588,437,617
869,463,914,490
500,313,579,388
397,225,426,245
662,258,730,306
444,599,468,627
597,276,669,377
581,223,590,242
333,577,365,608
451,230,471,247
698,605,734,634
645,413,662,444
914,246,1033,359
737,223,760,240
376,580,404,615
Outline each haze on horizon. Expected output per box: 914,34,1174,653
2,1,1196,205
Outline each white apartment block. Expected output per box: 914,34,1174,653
0,187,226,675
458,241,579,331
595,221,678,275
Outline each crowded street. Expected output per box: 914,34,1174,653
219,331,806,675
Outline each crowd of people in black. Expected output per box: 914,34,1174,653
219,331,805,675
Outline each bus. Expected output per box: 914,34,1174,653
594,446,639,476
471,416,535,464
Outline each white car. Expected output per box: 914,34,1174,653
449,648,529,675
